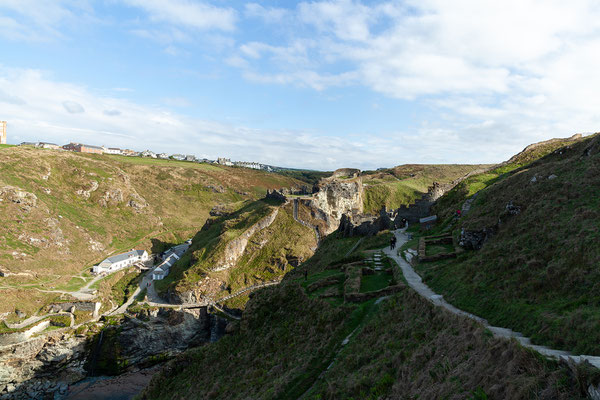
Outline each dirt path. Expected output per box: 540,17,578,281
386,228,600,369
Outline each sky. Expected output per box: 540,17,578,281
1,0,600,170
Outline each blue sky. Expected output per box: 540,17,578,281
1,0,600,170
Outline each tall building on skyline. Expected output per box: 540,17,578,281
0,121,6,144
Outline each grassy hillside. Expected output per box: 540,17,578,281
417,133,600,355
0,147,301,318
155,198,317,304
141,231,590,400
434,134,587,220
362,164,485,213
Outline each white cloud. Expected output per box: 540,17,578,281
0,0,94,41
123,0,237,32
228,0,600,159
244,3,288,23
0,66,521,169
63,101,85,114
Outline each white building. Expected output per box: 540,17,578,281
93,250,149,274
141,150,157,158
158,153,169,159
103,147,122,155
152,253,180,280
235,161,261,170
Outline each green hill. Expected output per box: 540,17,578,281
417,133,600,355
362,164,487,213
0,146,301,319
141,230,590,400
155,198,317,305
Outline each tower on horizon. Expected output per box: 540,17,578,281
0,121,6,145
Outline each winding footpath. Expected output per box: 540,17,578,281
292,199,321,246
385,228,600,369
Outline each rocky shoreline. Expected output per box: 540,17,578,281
0,307,226,400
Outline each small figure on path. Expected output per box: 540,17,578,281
456,209,462,218
390,236,397,250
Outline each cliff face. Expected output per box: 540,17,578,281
312,171,364,234
0,307,217,399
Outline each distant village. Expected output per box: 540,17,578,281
18,140,275,172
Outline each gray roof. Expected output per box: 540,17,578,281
81,144,104,150
419,215,438,223
101,250,146,264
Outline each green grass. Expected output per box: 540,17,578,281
359,272,393,293
362,164,485,213
426,243,454,256
111,270,143,306
418,133,600,355
0,145,304,315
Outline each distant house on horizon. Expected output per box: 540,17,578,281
140,149,157,158
37,142,60,150
92,250,150,274
171,154,185,161
185,155,196,162
217,157,233,166
62,142,103,154
158,153,169,159
235,161,261,170
103,147,122,155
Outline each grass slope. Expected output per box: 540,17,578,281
434,134,587,220
0,147,301,317
418,133,600,355
156,199,317,304
362,164,485,213
141,230,591,400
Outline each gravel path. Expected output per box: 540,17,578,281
385,228,600,369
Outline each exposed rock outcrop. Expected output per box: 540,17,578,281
213,208,279,272
0,308,223,399
311,169,364,234
0,186,37,210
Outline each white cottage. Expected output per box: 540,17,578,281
152,253,180,280
93,250,149,274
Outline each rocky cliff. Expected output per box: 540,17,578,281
0,307,221,399
311,170,364,234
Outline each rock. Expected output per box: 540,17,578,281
5,384,15,393
76,181,99,199
265,189,287,202
312,171,364,234
505,201,521,216
530,176,537,183
459,227,496,250
0,186,37,209
206,185,225,193
548,174,558,180
58,382,68,393
588,383,600,400
128,193,148,212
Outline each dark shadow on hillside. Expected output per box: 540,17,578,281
150,238,176,255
